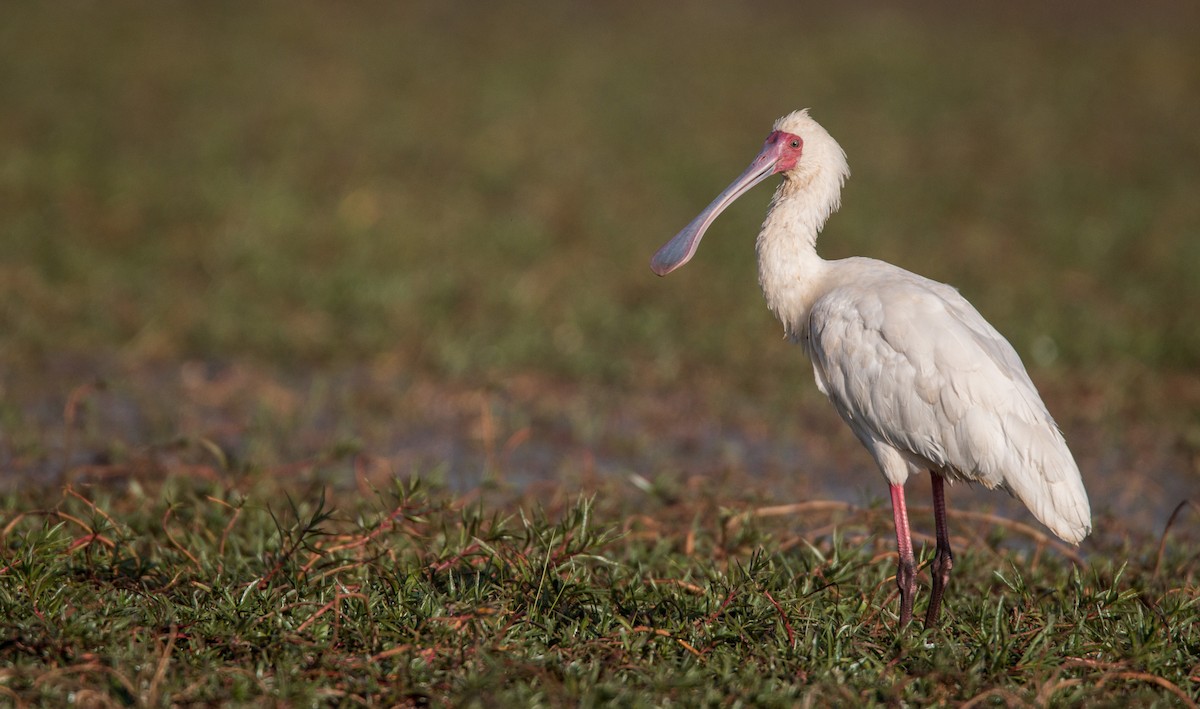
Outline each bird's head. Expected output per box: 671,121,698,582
651,109,848,276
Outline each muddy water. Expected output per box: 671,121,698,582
2,358,1196,546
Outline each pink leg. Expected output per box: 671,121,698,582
924,472,954,628
889,484,916,628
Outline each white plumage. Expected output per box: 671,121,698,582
805,268,1090,539
652,109,1091,629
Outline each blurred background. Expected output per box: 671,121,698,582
1,1,1197,537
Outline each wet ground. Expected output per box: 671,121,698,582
2,356,1196,552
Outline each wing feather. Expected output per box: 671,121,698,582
806,261,1091,543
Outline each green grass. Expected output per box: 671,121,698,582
2,2,1199,390
2,474,1197,706
2,1,1200,706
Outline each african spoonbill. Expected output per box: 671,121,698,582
651,109,1091,630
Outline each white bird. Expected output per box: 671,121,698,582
651,109,1091,630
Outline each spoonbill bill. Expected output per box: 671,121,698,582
651,109,1091,629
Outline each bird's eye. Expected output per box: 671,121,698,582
790,139,801,149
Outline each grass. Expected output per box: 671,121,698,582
1,474,1198,706
2,2,1199,389
2,0,1200,705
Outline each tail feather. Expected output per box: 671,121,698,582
1001,422,1091,544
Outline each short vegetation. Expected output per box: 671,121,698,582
2,475,1198,706
2,1,1199,706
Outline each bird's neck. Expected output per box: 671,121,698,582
755,174,841,341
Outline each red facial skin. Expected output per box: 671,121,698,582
764,130,804,173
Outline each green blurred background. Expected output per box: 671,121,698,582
1,2,1197,523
